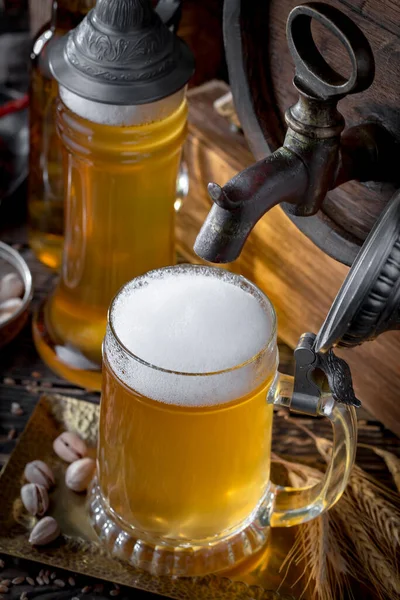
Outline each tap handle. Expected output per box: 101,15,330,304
287,2,375,100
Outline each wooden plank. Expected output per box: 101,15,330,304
338,0,400,37
179,81,400,436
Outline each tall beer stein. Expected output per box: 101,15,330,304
32,0,194,390
28,0,96,270
88,264,358,577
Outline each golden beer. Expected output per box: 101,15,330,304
33,92,187,391
99,359,273,540
89,265,359,578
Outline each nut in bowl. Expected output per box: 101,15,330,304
0,241,33,348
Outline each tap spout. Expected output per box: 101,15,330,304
194,147,308,263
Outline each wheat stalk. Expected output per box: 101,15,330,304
374,448,400,492
349,465,400,554
300,516,330,600
358,443,400,492
275,459,348,600
301,514,351,600
310,435,400,556
280,416,400,553
288,469,349,600
273,450,400,600
283,414,400,493
333,494,400,598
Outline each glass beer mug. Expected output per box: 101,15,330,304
89,265,357,577
32,0,194,390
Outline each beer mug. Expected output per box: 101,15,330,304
89,265,357,577
32,0,194,391
33,90,188,390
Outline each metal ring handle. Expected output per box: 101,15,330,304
287,2,375,99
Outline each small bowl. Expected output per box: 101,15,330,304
0,241,33,348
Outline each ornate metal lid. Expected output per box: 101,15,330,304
315,188,400,352
48,0,194,105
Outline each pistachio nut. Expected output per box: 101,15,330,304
24,460,55,489
65,457,95,492
0,297,23,325
21,483,49,516
0,272,24,302
53,431,88,463
28,516,60,546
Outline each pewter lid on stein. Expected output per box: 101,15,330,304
315,188,400,352
48,0,194,105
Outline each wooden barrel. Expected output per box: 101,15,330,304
223,0,400,264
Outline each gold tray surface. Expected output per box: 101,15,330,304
0,394,304,600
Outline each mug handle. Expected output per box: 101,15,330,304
267,333,358,527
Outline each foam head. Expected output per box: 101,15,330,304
105,265,277,406
60,86,185,126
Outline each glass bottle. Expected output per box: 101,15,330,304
28,0,95,270
32,0,194,391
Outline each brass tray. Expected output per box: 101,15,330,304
0,394,305,599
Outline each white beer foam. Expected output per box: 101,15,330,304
105,266,277,406
59,86,185,126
